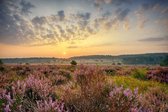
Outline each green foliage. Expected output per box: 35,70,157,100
112,76,168,93
160,56,168,66
0,59,3,65
131,68,147,80
1,64,168,111
70,60,77,65
104,69,116,76
0,66,5,72
58,69,72,80
25,62,29,65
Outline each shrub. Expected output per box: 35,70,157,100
74,65,106,95
131,68,147,80
24,75,54,99
25,63,29,65
0,75,68,112
0,59,3,65
103,67,116,76
64,65,107,112
108,86,141,112
47,69,72,85
70,60,77,66
147,67,168,83
0,66,5,72
16,66,31,76
140,87,168,112
112,76,168,93
160,56,168,66
0,90,14,112
58,69,72,80
115,67,133,76
35,98,67,112
54,75,67,85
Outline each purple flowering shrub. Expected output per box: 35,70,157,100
1,65,168,112
0,74,10,88
16,66,32,76
147,67,168,83
0,90,14,112
74,65,106,95
64,65,107,111
24,75,54,99
108,86,141,112
0,74,67,112
64,65,142,112
53,69,72,85
140,87,168,112
35,97,66,112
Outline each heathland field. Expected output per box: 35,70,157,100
0,64,168,112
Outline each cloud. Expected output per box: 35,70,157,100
123,19,130,31
116,8,130,21
136,0,168,29
90,42,113,47
93,8,130,30
28,11,96,45
102,11,111,18
67,42,113,49
1,0,167,46
20,0,35,14
140,0,168,14
76,12,91,20
111,0,132,6
0,0,35,45
161,7,168,14
139,36,168,42
0,0,96,46
94,0,131,6
135,10,148,29
32,16,46,25
57,10,65,21
67,45,79,49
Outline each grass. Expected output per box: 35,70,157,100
111,76,168,94
131,68,147,80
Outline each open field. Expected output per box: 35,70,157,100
0,64,168,112
1,0,168,112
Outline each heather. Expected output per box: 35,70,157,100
0,64,168,112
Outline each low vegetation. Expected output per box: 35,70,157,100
70,60,77,66
0,64,168,112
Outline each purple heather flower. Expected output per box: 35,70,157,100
4,104,11,112
123,88,132,97
5,93,13,105
134,88,138,95
131,107,139,112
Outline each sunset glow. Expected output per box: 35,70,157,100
0,0,168,58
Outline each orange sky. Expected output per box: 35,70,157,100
0,0,168,58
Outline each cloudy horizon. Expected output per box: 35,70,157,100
0,0,168,58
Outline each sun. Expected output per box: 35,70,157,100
63,51,67,55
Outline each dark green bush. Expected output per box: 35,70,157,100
160,56,168,66
0,59,3,65
70,60,77,66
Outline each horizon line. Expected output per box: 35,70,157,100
0,52,168,59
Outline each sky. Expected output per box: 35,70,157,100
0,0,168,58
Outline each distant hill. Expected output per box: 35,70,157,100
70,53,168,65
0,53,168,65
1,57,60,64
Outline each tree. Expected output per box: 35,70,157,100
70,60,77,66
0,59,3,65
160,56,168,66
